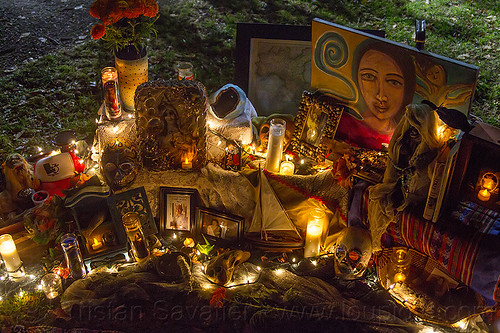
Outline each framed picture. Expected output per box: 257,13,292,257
107,186,157,237
196,207,244,244
159,187,198,233
311,19,479,151
235,23,311,116
288,91,343,161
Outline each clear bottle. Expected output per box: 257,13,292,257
265,118,286,172
60,233,87,279
122,212,149,261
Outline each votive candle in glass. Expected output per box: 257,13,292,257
0,234,22,274
177,62,194,80
41,273,63,299
122,212,149,261
265,118,286,173
279,160,295,175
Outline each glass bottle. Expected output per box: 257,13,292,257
265,118,286,173
60,233,87,279
122,212,149,261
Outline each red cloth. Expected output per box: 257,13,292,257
335,113,392,150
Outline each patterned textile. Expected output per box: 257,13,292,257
382,201,500,304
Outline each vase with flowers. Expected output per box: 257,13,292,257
90,0,159,112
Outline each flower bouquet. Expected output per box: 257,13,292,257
90,0,159,111
90,0,159,51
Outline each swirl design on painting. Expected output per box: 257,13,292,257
314,32,357,101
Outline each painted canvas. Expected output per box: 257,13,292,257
311,19,479,150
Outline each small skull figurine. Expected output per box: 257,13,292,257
205,250,251,286
100,137,139,191
256,115,295,153
333,227,372,280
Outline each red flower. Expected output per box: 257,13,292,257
90,24,106,39
209,287,226,308
143,1,159,17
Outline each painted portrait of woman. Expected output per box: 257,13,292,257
335,41,416,149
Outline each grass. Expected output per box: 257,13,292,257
1,0,498,161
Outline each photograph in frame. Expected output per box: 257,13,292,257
159,187,198,233
288,91,343,161
197,207,244,244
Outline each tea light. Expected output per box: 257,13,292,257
303,210,325,258
182,158,192,170
0,234,22,274
41,273,63,299
279,161,295,175
183,237,195,248
477,188,491,201
91,238,103,251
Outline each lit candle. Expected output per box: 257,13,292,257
182,157,192,170
41,273,63,300
477,188,491,201
390,248,411,284
0,234,22,273
303,210,325,258
279,161,295,175
394,272,406,283
265,118,286,173
183,237,195,248
91,238,103,251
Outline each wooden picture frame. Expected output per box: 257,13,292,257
107,186,157,237
235,23,311,116
288,91,343,161
159,187,198,233
196,207,244,245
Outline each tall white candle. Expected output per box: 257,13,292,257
0,234,22,272
265,118,286,173
304,210,325,258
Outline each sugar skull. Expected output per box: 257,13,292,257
332,227,372,279
100,137,139,191
205,250,251,286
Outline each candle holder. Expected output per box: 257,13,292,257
122,212,150,261
279,160,295,175
176,62,194,81
303,209,325,258
265,118,286,173
477,172,498,202
389,248,411,284
60,233,87,279
41,273,63,299
0,234,24,279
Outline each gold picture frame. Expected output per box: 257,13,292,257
288,91,343,161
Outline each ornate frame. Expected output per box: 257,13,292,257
288,91,343,161
195,207,244,245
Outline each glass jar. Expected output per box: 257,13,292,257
60,233,86,279
176,62,194,80
122,212,149,261
41,273,63,299
389,248,411,284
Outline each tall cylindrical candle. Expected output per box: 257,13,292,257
265,118,286,173
122,212,149,261
0,234,22,273
101,67,122,121
303,210,325,258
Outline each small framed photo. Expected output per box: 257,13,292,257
159,187,198,233
197,207,244,244
288,91,343,161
